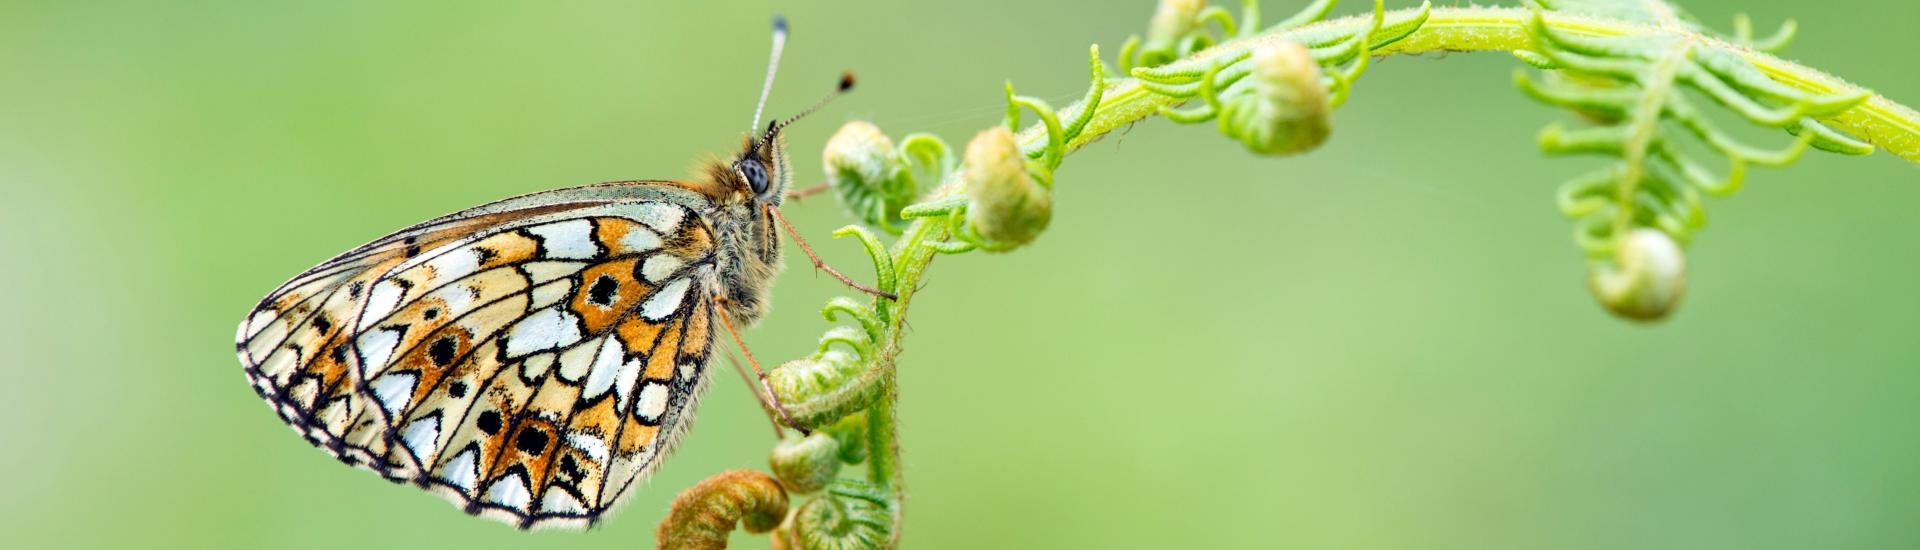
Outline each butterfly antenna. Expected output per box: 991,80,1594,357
766,72,856,140
750,16,789,134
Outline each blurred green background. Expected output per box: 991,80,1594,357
4,1,1918,548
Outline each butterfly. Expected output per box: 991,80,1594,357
233,17,882,529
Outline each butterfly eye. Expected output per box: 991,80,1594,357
737,159,770,195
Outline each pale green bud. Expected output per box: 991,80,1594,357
822,121,915,233
962,126,1052,250
1588,228,1688,322
1144,0,1207,52
1220,42,1331,156
769,431,841,495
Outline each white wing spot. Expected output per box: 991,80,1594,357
566,432,610,464
529,279,573,310
620,227,662,253
522,261,586,285
436,284,477,314
401,415,441,460
556,335,603,382
613,357,643,410
426,246,482,283
440,448,479,491
521,353,554,381
286,376,320,408
539,490,586,514
486,472,532,510
633,203,685,234
633,380,670,423
640,278,691,321
355,327,403,375
526,220,599,260
581,335,625,400
640,255,684,284
358,280,407,328
504,307,584,358
369,372,417,416
315,399,348,430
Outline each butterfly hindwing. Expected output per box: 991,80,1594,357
237,183,724,529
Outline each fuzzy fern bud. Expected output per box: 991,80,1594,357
962,126,1052,250
1587,229,1688,322
656,470,789,550
779,480,895,550
769,432,842,495
1142,0,1207,61
768,349,885,429
823,121,917,234
1220,42,1331,155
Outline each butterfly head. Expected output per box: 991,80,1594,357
724,71,853,207
725,130,787,206
703,18,856,325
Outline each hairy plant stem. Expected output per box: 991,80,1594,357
848,185,958,546
1023,6,1920,162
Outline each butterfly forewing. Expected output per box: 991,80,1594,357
236,183,722,529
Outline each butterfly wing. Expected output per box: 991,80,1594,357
236,182,724,529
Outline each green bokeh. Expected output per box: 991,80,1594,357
4,1,1917,548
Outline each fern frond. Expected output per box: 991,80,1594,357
1516,1,1870,320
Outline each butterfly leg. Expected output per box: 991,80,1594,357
785,181,832,201
713,293,812,436
767,204,899,301
721,348,786,438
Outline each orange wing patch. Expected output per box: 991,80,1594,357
570,257,651,333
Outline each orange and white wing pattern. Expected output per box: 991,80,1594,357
236,183,723,529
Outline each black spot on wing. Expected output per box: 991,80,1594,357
514,427,548,454
587,275,618,306
478,410,503,435
429,335,458,366
558,454,583,482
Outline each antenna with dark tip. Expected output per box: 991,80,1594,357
750,16,789,133
766,72,855,139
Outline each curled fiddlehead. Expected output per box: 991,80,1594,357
822,122,945,235
770,481,897,550
657,470,790,550
961,126,1052,248
1132,0,1431,154
759,290,901,548
766,294,893,429
770,431,843,495
1514,0,1871,320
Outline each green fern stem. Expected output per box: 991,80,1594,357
1024,6,1920,162
751,3,1920,547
